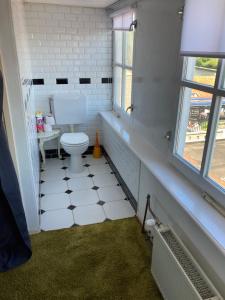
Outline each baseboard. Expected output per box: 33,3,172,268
43,146,97,159
29,230,41,235
103,148,137,212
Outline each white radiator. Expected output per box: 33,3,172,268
151,226,223,300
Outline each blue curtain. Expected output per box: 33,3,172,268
0,70,31,271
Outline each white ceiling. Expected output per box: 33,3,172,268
24,0,116,8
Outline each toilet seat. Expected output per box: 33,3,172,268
60,132,89,146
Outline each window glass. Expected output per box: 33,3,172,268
114,31,123,64
221,63,225,89
183,57,218,86
176,87,213,170
124,31,134,66
113,29,134,114
123,69,132,112
208,98,225,188
113,66,122,107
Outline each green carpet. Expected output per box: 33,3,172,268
0,218,162,300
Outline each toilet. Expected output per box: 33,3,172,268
52,93,89,173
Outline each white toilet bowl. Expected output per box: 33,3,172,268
60,132,89,173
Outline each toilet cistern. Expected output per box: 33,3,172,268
52,93,89,173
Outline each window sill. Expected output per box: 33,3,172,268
100,111,225,255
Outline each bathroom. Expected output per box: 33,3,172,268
1,0,225,299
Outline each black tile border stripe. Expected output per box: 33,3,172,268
32,79,44,85
43,146,95,159
56,78,68,84
102,77,112,84
32,78,113,85
79,78,91,84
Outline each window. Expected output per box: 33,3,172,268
113,29,134,114
174,57,225,192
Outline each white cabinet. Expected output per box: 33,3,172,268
102,120,140,201
137,162,171,226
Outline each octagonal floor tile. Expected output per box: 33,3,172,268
103,200,135,220
41,209,74,231
97,186,126,202
70,189,99,206
40,193,71,211
73,204,105,226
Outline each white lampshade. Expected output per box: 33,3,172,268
181,0,225,57
112,9,134,30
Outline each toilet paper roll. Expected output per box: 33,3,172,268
45,115,55,125
44,124,53,132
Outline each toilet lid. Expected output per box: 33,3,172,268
60,133,89,145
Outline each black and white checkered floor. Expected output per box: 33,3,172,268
39,155,135,231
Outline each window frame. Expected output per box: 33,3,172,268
172,57,225,208
112,30,134,117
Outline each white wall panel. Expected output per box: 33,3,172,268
11,0,40,208
132,0,183,156
102,119,140,200
0,0,39,232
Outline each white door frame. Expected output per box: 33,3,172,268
0,0,39,233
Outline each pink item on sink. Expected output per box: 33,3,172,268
36,112,45,133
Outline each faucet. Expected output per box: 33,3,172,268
126,104,134,113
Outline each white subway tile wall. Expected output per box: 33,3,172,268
24,3,113,148
102,120,140,201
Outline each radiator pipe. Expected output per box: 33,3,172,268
142,194,160,233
